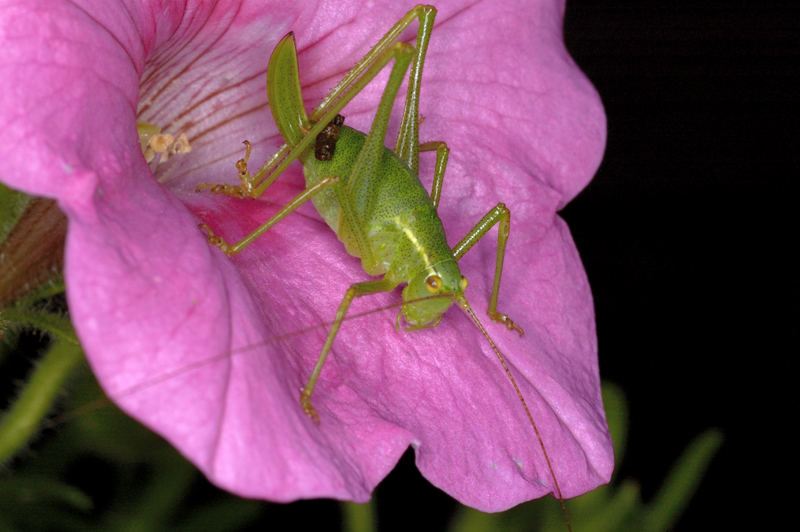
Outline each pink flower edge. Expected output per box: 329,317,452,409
0,0,612,511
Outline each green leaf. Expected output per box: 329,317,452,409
448,507,507,532
0,475,94,531
642,428,724,532
0,475,92,511
601,381,628,476
13,276,66,308
104,449,197,531
172,498,265,532
573,480,640,532
0,338,84,463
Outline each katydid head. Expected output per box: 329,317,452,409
400,259,467,329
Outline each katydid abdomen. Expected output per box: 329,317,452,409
301,125,455,285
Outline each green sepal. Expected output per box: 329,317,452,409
0,183,32,245
1,305,76,346
136,121,162,153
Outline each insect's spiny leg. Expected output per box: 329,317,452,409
310,5,437,124
196,141,257,199
418,141,449,210
452,203,523,336
300,277,398,423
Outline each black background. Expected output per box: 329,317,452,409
559,1,797,529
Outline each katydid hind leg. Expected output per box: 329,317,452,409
197,6,437,256
392,5,436,174
198,5,436,201
197,43,416,257
452,203,523,335
310,5,436,129
308,4,436,173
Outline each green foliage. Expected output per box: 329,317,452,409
0,338,82,464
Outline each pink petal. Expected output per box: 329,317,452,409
0,0,612,510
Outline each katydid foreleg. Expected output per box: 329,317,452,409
452,203,524,335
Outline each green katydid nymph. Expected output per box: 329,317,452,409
197,5,571,528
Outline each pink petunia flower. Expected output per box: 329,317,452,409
0,0,612,511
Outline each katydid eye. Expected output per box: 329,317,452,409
425,275,442,293
460,276,468,291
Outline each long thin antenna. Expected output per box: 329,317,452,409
456,296,572,532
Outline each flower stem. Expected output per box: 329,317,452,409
341,500,376,532
0,338,83,463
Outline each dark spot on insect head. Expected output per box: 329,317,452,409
314,114,345,161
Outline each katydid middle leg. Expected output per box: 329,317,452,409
300,277,398,422
419,141,450,210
